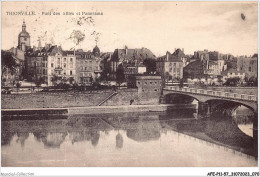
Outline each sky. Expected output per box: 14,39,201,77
1,1,258,56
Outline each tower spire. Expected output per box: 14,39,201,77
37,37,42,50
22,19,26,31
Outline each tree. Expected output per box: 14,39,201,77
248,76,257,86
1,51,17,82
217,76,223,84
69,77,74,85
224,77,241,86
51,74,59,86
143,58,156,74
89,76,93,85
35,77,44,91
16,82,21,92
179,78,185,88
116,64,125,86
164,72,170,82
244,76,249,86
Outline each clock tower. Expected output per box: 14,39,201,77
18,20,30,51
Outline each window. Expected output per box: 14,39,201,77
63,63,66,68
70,58,73,62
249,67,252,72
138,82,140,85
150,82,152,84
154,89,158,92
51,63,54,68
145,82,147,85
64,58,66,62
24,37,27,41
85,67,87,70
70,70,72,75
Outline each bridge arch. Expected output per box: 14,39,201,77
206,99,256,114
164,93,197,104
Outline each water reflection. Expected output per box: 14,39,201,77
1,109,257,167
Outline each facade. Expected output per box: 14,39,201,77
237,57,257,78
25,51,48,83
18,20,30,51
156,49,184,81
47,46,76,86
25,44,52,83
75,46,103,85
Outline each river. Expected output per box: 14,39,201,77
1,109,257,167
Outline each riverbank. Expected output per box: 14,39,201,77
2,104,196,116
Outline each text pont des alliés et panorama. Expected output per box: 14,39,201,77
6,11,103,16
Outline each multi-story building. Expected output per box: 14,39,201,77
110,46,156,79
156,49,184,81
25,49,48,83
47,46,76,86
237,57,257,78
75,46,103,85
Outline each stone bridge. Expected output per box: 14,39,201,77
163,86,258,116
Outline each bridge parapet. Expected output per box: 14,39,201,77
164,86,257,102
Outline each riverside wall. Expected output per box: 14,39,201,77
1,90,114,109
1,88,160,109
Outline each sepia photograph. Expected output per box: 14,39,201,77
0,0,259,175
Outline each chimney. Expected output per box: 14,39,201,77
33,46,36,52
182,48,184,53
166,52,169,61
175,48,176,52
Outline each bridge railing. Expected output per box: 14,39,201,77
164,86,257,102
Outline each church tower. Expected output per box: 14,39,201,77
18,20,30,51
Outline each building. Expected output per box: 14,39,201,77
47,46,76,86
75,46,103,85
222,68,245,82
183,60,205,79
156,49,184,81
18,20,30,51
237,57,257,78
194,50,209,60
135,75,162,104
110,46,156,79
25,48,48,83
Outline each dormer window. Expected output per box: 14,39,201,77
24,37,27,41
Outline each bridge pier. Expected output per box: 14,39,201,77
198,102,210,118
